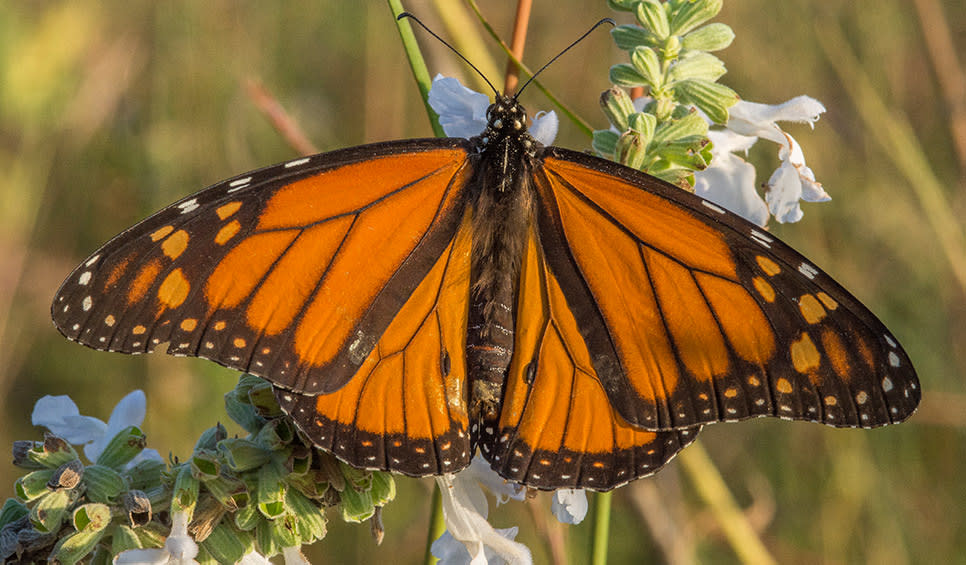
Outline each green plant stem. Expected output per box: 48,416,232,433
590,491,611,565
424,485,445,565
678,442,776,565
388,0,446,138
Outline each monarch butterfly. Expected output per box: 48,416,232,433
51,61,919,493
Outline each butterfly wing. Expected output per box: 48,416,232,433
51,139,474,396
481,224,699,491
530,148,919,431
275,212,474,475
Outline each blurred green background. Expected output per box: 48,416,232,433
1,0,963,563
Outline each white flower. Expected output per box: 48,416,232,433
550,489,588,525
32,390,162,465
694,96,830,225
114,511,198,564
428,75,558,144
431,457,532,565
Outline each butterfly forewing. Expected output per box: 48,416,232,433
52,139,473,396
532,149,919,431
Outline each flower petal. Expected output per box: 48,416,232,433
281,547,311,565
434,473,532,565
32,395,108,445
428,75,490,139
164,511,199,561
529,111,558,146
551,489,588,524
113,548,172,564
695,131,769,226
727,96,825,144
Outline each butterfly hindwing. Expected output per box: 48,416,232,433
51,139,474,396
481,224,699,491
533,148,919,431
276,213,474,476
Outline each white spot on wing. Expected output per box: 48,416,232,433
229,176,252,187
750,230,773,248
284,157,311,168
78,271,92,286
884,334,897,348
85,254,101,267
888,351,900,367
701,200,725,214
82,296,93,311
798,262,819,279
177,199,200,214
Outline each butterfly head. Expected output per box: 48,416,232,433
472,95,538,194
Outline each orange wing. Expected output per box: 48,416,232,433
52,140,474,396
276,214,474,476
530,148,919,431
482,225,698,491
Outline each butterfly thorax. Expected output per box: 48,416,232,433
466,95,537,428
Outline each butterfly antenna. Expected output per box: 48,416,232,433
515,18,615,98
398,12,499,96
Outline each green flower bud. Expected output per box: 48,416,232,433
630,46,663,89
600,87,636,131
669,0,722,36
49,527,106,564
16,469,56,501
668,52,727,83
681,22,734,51
673,79,738,124
369,472,396,508
609,63,648,88
611,24,657,50
72,503,111,532
201,521,250,565
110,524,143,555
286,489,327,543
83,464,126,504
616,131,649,170
172,464,201,516
95,426,146,469
635,1,670,39
30,490,70,533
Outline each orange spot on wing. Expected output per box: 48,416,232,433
216,201,242,220
215,220,241,245
821,327,850,379
777,378,793,394
127,259,162,304
756,256,781,276
180,318,198,331
104,253,134,290
157,268,190,309
798,294,826,324
752,276,775,302
150,225,174,242
790,333,821,373
161,230,189,260
817,292,838,310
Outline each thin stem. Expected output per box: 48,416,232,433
503,0,533,94
243,78,319,156
590,491,612,565
424,485,445,565
388,0,446,138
